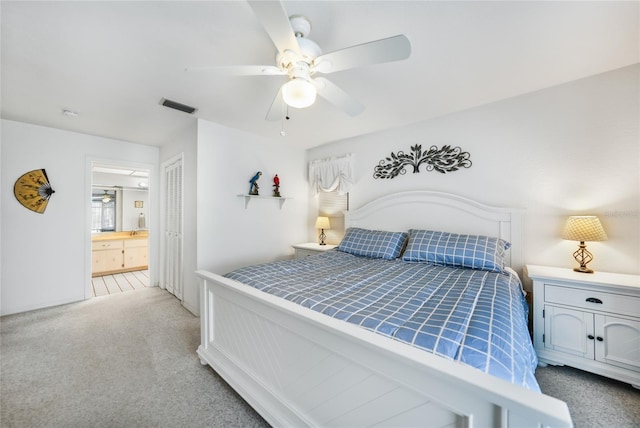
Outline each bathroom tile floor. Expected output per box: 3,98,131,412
91,270,149,297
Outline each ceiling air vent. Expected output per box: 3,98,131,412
160,98,197,114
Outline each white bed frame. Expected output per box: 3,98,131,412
196,191,573,428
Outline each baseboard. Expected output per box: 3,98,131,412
1,294,84,316
182,300,199,316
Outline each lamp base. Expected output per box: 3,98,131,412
572,242,595,274
319,229,327,246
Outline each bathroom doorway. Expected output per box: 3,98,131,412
89,162,151,297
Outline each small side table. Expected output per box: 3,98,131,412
526,264,640,388
293,242,338,259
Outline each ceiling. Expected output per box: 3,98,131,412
1,1,638,149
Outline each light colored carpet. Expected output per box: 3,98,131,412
1,288,269,428
535,364,640,427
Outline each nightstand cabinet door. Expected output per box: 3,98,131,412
596,315,640,373
544,305,594,358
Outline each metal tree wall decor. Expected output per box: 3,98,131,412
373,144,472,179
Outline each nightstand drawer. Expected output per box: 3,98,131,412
296,249,321,258
545,284,640,318
293,243,338,259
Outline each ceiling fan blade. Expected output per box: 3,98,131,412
314,77,365,117
184,65,285,76
248,0,300,56
265,85,287,121
314,34,411,74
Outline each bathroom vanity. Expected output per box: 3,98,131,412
91,231,148,276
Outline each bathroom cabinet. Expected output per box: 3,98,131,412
92,233,148,276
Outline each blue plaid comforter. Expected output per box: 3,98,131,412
225,250,540,391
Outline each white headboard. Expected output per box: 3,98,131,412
344,191,525,273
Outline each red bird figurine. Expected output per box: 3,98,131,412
273,174,281,197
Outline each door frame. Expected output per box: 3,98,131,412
85,156,157,299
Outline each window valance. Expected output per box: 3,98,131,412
309,154,354,195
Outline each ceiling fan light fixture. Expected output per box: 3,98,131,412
282,78,316,109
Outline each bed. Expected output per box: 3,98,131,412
196,191,573,427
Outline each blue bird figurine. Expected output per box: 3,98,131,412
249,171,262,195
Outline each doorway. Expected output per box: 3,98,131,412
89,161,151,298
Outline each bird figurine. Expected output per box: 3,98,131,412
249,171,262,195
273,174,281,197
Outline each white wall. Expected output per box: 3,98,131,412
307,65,640,282
196,119,308,275
1,119,159,315
120,189,149,231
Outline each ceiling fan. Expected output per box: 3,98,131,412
188,0,411,121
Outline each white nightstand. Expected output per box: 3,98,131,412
526,264,640,388
293,243,338,259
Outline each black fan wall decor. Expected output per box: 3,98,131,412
373,144,472,179
13,168,55,214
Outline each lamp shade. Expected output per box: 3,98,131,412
561,216,607,242
282,78,316,109
315,216,331,230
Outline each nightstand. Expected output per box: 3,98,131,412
526,264,640,388
293,243,338,259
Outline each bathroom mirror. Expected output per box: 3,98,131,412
91,164,149,234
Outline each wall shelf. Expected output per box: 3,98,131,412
237,194,291,209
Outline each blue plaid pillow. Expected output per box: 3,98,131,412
337,228,408,260
401,229,510,273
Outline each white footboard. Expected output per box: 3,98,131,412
196,270,572,428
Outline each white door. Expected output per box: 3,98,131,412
163,155,183,299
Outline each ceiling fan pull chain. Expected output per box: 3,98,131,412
280,106,290,137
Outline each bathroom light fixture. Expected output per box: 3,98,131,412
561,215,607,273
282,78,316,109
102,190,111,203
315,216,331,245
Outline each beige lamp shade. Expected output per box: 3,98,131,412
315,216,331,230
561,216,607,242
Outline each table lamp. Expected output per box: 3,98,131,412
315,216,331,245
561,215,607,273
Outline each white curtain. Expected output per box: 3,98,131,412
309,154,354,195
